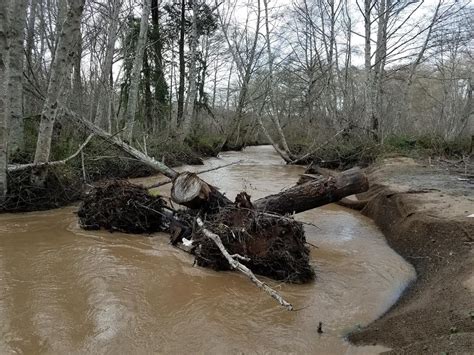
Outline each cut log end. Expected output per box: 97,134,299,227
171,172,210,204
171,172,232,211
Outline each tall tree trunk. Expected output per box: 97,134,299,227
124,0,150,142
220,0,261,148
263,0,293,159
96,0,120,131
143,48,153,131
363,0,373,135
71,25,82,113
151,0,167,130
26,0,38,65
176,0,186,128
371,0,388,141
181,0,199,140
0,0,9,201
8,0,28,154
32,0,85,184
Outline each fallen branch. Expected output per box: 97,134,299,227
61,105,178,179
196,217,294,311
290,129,345,165
8,134,94,172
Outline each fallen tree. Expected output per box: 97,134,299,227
58,106,369,309
77,166,369,309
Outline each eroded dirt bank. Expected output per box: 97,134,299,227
348,157,474,354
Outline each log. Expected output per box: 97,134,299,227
171,172,232,211
254,167,369,215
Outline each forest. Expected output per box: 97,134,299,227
0,0,473,353
0,0,472,210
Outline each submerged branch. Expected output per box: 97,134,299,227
196,217,294,311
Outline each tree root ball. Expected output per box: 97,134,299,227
194,207,315,284
77,180,165,233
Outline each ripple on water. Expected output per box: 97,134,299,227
0,146,415,354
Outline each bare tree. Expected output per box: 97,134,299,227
32,0,85,184
124,0,151,141
180,0,199,139
8,0,28,154
0,0,9,201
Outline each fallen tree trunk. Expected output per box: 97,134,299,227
61,106,232,209
171,172,232,211
254,167,369,215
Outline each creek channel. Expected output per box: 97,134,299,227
0,146,415,354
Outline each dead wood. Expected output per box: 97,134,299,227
196,217,294,311
171,172,232,212
8,134,94,172
77,180,166,233
254,167,369,215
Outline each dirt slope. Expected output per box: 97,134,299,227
348,157,474,354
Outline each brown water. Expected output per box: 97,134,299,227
0,146,415,354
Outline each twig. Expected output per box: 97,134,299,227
8,134,94,172
290,129,345,165
145,160,242,189
237,207,321,230
196,217,294,311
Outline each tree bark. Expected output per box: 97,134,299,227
263,0,293,160
8,0,28,154
32,0,85,184
151,0,167,131
61,105,178,179
176,0,186,127
180,0,199,139
253,168,369,215
0,0,9,201
96,0,121,132
124,0,150,141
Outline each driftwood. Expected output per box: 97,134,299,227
253,167,369,215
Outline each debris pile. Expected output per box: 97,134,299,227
77,180,165,233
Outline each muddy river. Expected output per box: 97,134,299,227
0,146,416,354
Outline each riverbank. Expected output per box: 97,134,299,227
1,136,242,213
348,157,474,353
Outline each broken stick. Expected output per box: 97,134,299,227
196,217,294,311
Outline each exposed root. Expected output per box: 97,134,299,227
194,206,315,284
76,181,315,284
1,168,82,212
77,180,166,233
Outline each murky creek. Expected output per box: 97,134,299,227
0,146,416,354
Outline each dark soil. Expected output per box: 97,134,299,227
348,158,474,354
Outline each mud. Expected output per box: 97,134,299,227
348,157,474,354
